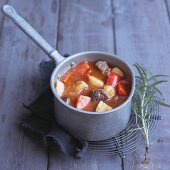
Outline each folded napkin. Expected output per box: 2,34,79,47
20,55,88,159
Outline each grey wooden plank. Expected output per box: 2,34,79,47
0,0,59,169
113,0,170,169
50,148,122,170
56,0,115,55
0,0,8,38
165,0,170,23
49,0,122,170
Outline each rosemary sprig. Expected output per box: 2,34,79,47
132,63,170,153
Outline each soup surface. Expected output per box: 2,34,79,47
55,60,131,112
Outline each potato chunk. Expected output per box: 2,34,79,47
66,98,71,105
103,85,115,99
89,76,104,88
75,81,88,91
111,67,124,77
96,101,112,112
55,80,65,97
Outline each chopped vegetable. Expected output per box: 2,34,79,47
62,72,72,83
75,81,88,91
62,62,90,83
96,101,112,112
106,72,120,87
103,85,116,99
55,80,65,97
89,76,104,87
66,98,71,105
111,67,124,77
74,61,90,74
117,80,130,96
75,95,91,110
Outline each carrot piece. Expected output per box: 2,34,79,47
62,72,72,83
62,62,90,83
75,95,91,110
73,61,90,74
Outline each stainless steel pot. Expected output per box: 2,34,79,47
2,5,135,141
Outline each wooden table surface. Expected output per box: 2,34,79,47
0,0,170,169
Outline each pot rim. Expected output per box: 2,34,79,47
50,51,135,115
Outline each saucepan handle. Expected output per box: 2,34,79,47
1,4,65,64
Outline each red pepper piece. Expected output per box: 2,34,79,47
106,73,120,87
117,80,131,96
80,63,90,73
75,95,91,110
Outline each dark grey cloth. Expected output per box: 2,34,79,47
20,56,88,159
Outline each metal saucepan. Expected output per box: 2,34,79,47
2,5,135,141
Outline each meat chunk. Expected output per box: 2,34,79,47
95,61,111,76
90,89,109,101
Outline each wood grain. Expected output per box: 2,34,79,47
113,0,170,169
165,0,170,24
49,0,122,170
0,0,59,169
0,0,8,39
0,0,170,169
56,0,115,55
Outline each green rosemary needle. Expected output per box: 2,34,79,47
132,63,170,153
